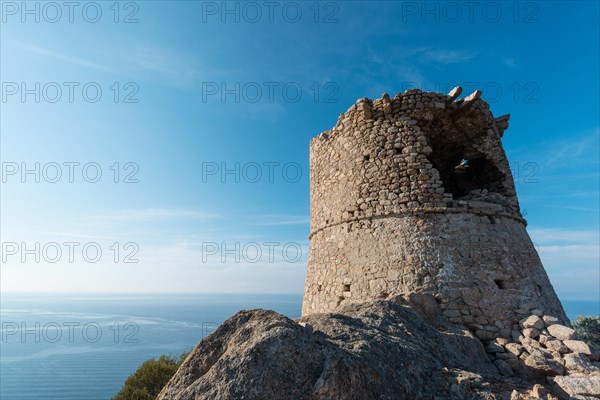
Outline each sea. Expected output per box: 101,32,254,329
0,293,598,400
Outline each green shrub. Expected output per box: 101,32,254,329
113,352,189,400
573,315,600,348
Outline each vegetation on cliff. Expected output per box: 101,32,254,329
574,315,600,348
112,353,188,400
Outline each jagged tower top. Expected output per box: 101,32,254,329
309,86,519,240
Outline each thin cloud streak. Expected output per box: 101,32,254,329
249,214,310,226
22,44,111,71
420,49,477,64
89,209,221,222
529,228,599,245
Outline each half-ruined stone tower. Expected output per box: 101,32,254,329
302,87,568,339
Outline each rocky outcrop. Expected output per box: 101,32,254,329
157,297,598,400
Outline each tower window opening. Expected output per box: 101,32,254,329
424,135,506,199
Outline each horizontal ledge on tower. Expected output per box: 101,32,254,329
308,208,527,239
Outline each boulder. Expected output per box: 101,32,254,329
563,340,592,355
523,348,564,376
545,339,570,354
531,383,547,397
506,343,524,357
543,316,560,327
512,330,524,343
521,315,544,330
523,328,540,338
494,359,514,376
547,324,576,341
520,337,544,354
549,375,600,397
563,353,599,374
497,352,517,360
505,357,520,371
486,341,505,353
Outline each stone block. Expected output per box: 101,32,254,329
547,324,576,341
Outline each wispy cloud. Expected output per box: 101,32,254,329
546,205,599,212
111,41,243,88
509,128,599,169
543,129,599,167
420,49,477,64
248,214,309,226
529,227,599,300
519,190,600,203
37,231,119,240
22,44,111,71
89,209,221,222
502,57,519,68
116,45,203,86
529,228,599,245
509,128,599,203
20,41,228,88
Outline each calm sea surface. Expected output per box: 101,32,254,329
0,293,597,400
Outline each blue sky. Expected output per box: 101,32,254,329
0,1,598,301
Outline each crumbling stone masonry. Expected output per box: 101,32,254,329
301,87,569,340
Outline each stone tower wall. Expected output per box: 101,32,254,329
302,88,568,339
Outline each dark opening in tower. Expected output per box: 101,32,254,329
423,130,507,199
